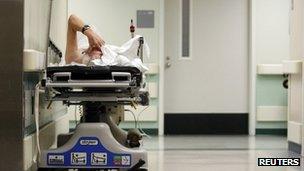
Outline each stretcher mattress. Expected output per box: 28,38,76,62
47,65,142,86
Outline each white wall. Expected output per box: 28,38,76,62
290,0,304,60
24,0,51,52
24,0,68,56
49,0,68,58
255,0,290,64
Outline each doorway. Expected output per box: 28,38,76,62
164,0,249,134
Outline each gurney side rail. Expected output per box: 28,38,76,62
46,82,131,88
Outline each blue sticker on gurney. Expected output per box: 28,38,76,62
47,137,131,168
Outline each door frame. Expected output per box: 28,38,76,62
158,0,165,135
249,0,256,136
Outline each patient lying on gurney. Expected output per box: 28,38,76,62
65,14,148,72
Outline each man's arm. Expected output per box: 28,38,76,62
65,14,105,64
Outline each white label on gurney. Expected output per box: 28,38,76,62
91,152,107,165
48,155,64,165
71,152,87,165
80,139,98,146
121,155,131,166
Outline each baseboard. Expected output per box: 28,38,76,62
256,129,287,135
164,113,248,135
288,141,301,154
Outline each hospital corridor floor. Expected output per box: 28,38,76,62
143,135,302,171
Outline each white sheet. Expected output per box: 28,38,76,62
65,29,150,72
89,35,149,72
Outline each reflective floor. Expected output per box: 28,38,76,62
142,135,302,171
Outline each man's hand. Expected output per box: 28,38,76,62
84,28,105,51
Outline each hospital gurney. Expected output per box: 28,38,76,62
38,65,149,171
38,36,149,170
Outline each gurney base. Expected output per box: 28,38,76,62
38,123,148,171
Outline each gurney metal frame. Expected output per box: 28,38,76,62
38,40,149,171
